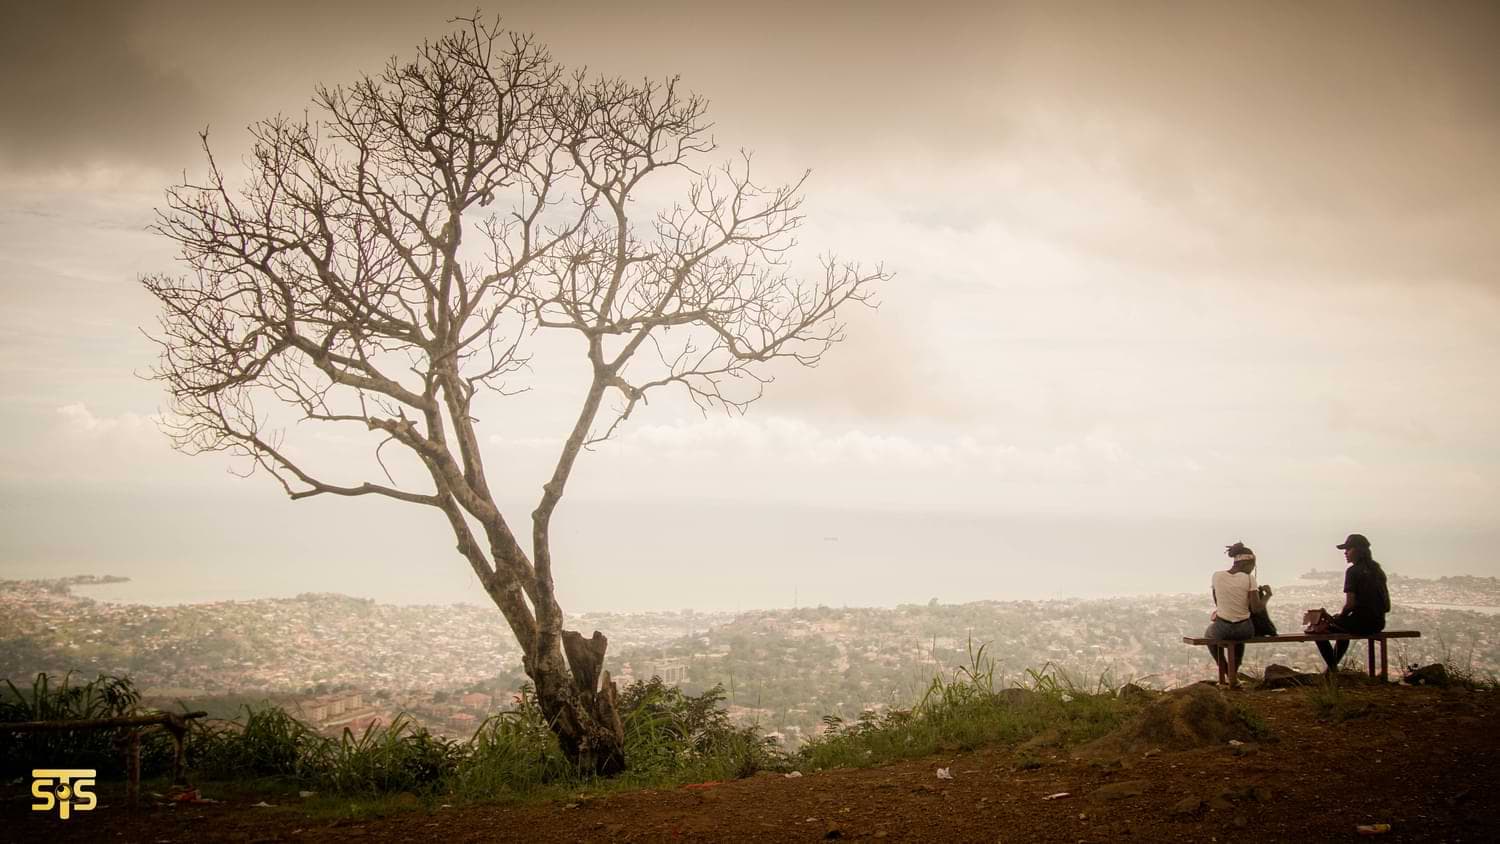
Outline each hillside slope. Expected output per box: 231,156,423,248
6,681,1498,842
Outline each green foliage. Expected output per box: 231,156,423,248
0,672,176,780
1306,674,1348,721
449,692,571,798
1233,703,1274,740
795,644,1141,772
0,674,785,799
190,705,321,779
0,671,140,722
616,678,781,783
311,715,465,794
3,652,1140,804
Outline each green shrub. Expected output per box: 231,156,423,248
615,678,782,784
0,673,176,781
190,705,322,780
449,689,571,799
310,715,464,794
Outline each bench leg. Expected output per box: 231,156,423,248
1228,645,1239,687
1380,638,1389,681
1367,638,1377,678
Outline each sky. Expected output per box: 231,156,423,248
1,1,1497,611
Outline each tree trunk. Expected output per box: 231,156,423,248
528,629,626,776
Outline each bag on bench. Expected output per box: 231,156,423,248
1250,585,1277,636
1303,608,1332,634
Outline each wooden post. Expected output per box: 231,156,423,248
126,728,141,808
1228,644,1239,689
1380,638,1389,681
1367,638,1377,678
168,723,187,786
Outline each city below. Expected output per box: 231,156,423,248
3,572,1496,747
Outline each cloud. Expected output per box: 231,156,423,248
604,414,1158,485
56,402,156,438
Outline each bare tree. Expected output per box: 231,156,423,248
142,18,884,775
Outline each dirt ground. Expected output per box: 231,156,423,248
6,682,1498,843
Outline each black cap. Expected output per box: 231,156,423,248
1336,533,1371,550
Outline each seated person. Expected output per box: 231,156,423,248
1314,533,1391,673
1204,542,1262,688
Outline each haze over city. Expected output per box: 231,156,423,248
2,1,1498,612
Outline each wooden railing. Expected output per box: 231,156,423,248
2,710,208,805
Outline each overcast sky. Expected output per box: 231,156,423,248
1,1,1497,610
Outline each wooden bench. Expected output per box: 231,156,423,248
1181,631,1421,685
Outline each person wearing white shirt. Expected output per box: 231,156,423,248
1204,542,1263,688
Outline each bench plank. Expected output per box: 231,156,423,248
1181,631,1420,645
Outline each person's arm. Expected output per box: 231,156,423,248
1248,587,1266,613
1341,591,1357,614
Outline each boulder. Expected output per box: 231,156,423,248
1259,663,1321,690
1172,795,1205,816
1405,663,1450,687
1019,727,1063,753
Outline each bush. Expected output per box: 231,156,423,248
617,678,782,783
311,715,464,794
189,705,323,780
0,673,176,781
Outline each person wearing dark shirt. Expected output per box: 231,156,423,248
1315,533,1391,673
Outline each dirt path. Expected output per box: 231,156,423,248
7,684,1498,842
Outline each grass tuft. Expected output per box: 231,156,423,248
794,642,1143,771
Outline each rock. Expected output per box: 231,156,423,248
1405,663,1450,687
1020,728,1064,752
1260,663,1321,690
1232,813,1248,828
1230,742,1260,757
1117,683,1155,702
1091,780,1150,801
1208,795,1233,812
1171,796,1205,816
